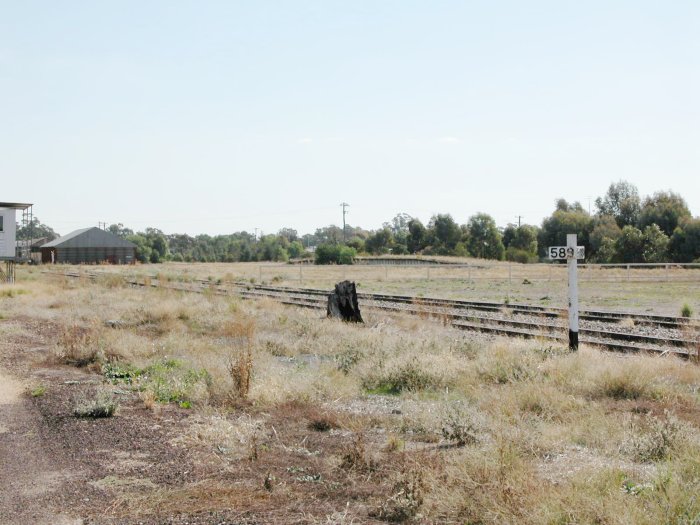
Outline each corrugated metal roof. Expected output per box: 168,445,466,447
0,202,33,209
41,227,137,249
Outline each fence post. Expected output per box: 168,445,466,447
627,264,630,282
259,265,262,282
385,265,388,280
299,263,303,283
427,266,431,281
508,262,512,285
468,265,471,283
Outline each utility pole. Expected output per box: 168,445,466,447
340,202,349,243
516,215,523,228
98,222,107,230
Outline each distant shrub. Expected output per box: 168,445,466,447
681,303,693,318
314,243,356,265
505,247,538,264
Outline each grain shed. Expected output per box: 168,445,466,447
40,227,136,264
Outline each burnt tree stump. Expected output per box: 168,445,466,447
327,280,363,323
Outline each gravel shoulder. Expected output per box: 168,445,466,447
0,368,81,525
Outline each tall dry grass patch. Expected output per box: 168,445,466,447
224,315,256,401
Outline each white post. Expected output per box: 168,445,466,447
567,234,579,351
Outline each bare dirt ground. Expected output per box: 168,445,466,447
0,323,83,525
0,316,401,524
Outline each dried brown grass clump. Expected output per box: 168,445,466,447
225,316,256,400
55,323,103,367
371,464,425,522
340,433,376,472
307,409,340,432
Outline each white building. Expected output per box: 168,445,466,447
0,202,33,283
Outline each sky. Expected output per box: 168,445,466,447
1,1,698,237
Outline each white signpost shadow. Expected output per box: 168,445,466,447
548,234,585,350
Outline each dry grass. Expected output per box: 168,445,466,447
6,266,700,524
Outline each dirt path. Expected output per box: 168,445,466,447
0,368,81,525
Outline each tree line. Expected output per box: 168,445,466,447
17,180,700,264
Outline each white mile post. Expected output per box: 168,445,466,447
567,234,579,350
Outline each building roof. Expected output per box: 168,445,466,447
41,227,136,249
0,202,33,210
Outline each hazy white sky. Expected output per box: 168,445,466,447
2,1,698,236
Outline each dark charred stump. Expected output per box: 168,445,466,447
327,280,363,323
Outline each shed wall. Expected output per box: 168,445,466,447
0,209,17,259
52,247,135,264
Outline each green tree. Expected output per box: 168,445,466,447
277,228,299,242
596,237,617,263
314,243,356,265
595,180,641,228
615,225,644,263
638,191,691,236
407,219,427,253
538,204,594,258
669,218,700,263
466,213,505,260
287,241,306,259
107,223,134,238
127,234,153,263
503,224,538,263
365,228,393,255
16,217,59,241
427,214,461,254
642,224,669,263
589,215,622,256
144,228,169,263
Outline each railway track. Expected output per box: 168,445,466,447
46,270,699,358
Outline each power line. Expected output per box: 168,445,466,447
340,202,349,242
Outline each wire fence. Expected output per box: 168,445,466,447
252,262,700,285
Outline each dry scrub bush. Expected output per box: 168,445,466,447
475,341,542,384
249,354,359,405
224,316,256,400
541,348,668,401
621,411,692,462
425,439,538,523
55,323,104,367
370,464,425,522
74,389,118,418
357,340,466,394
440,401,488,446
174,413,266,461
339,433,376,472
